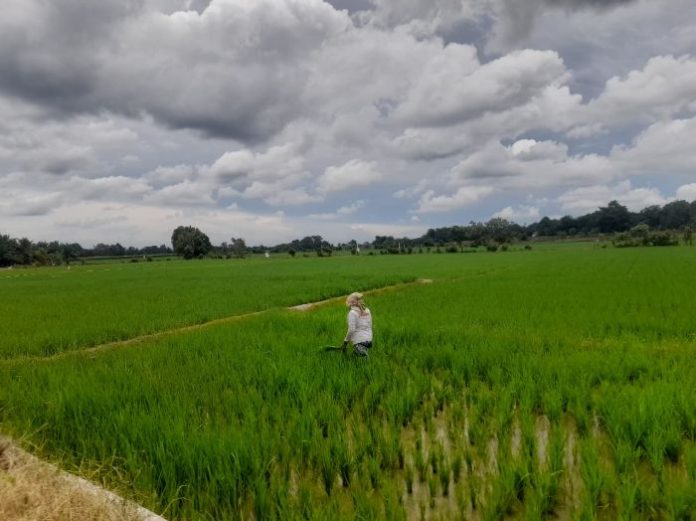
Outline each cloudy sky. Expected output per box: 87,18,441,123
1,0,696,246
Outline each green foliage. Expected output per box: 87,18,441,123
171,225,212,259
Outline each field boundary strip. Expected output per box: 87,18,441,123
5,278,434,363
0,436,166,521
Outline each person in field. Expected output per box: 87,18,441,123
341,292,373,356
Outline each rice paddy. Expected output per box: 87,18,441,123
1,244,694,519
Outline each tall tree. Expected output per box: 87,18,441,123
171,226,212,259
659,200,691,230
596,200,631,233
230,237,247,258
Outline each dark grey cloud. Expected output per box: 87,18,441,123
324,0,373,13
0,1,137,112
544,0,635,7
0,0,347,142
491,0,639,51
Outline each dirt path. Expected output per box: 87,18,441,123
0,438,165,521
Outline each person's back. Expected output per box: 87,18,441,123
343,292,373,356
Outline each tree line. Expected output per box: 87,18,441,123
372,199,696,251
2,199,695,266
0,237,172,267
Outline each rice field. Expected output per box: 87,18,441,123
1,244,695,520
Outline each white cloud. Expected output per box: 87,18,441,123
317,159,382,193
146,165,197,187
145,180,214,206
416,186,495,213
492,205,541,223
210,142,307,183
393,180,428,199
676,183,696,202
571,55,696,135
337,200,365,215
612,117,696,175
510,139,568,161
396,49,567,128
558,181,668,214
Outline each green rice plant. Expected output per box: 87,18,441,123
382,485,407,521
451,451,463,483
368,458,381,490
468,473,480,513
428,442,441,476
547,425,565,477
415,448,427,483
428,475,438,507
464,447,474,474
616,475,640,520
335,443,353,488
439,460,451,497
524,470,557,520
665,479,696,521
612,439,641,475
404,464,414,495
579,438,611,517
352,488,379,521
524,426,564,519
686,444,696,482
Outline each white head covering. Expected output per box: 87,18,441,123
346,292,366,311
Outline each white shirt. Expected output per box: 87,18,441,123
345,307,373,344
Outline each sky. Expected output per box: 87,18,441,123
1,0,695,247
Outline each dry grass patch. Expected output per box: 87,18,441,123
0,439,148,521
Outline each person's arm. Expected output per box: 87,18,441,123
342,310,357,349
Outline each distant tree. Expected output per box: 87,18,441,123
558,215,578,235
0,234,19,266
230,237,247,258
659,200,691,230
61,243,83,264
485,218,518,244
637,205,662,228
534,216,559,236
171,226,212,259
596,200,631,233
16,238,33,265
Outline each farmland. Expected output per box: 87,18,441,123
1,244,695,520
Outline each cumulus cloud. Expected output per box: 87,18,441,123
317,160,382,193
210,142,307,185
676,183,696,202
0,191,63,217
416,186,495,213
395,49,567,128
611,117,696,175
337,200,365,215
492,205,541,223
489,0,638,52
448,139,614,188
0,0,350,141
570,55,696,135
0,0,694,245
558,181,668,214
146,165,198,188
354,0,487,37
